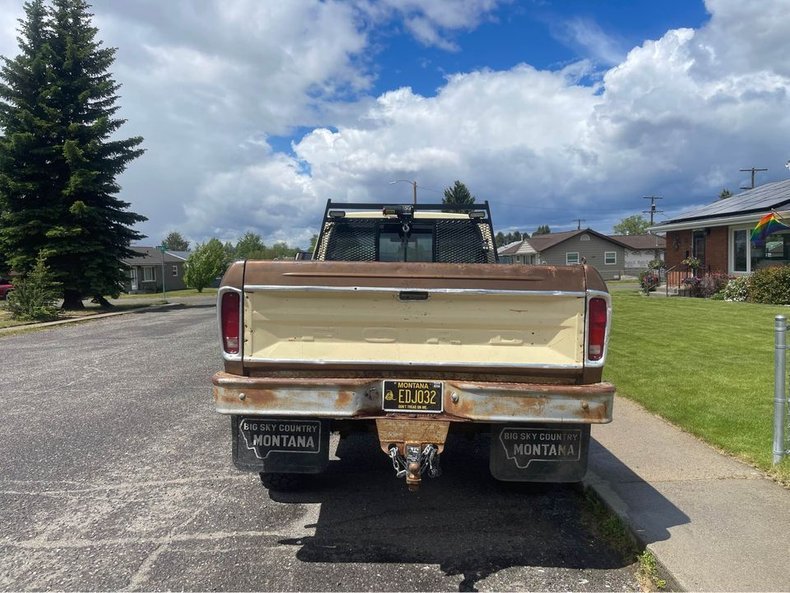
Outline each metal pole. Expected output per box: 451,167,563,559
773,315,787,465
161,249,167,302
412,181,417,205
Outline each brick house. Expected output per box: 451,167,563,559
651,180,790,275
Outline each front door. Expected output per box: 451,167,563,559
692,230,706,271
130,268,138,291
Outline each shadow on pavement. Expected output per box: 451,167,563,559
587,438,690,545
269,433,637,592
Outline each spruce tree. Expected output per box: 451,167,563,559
442,180,476,206
0,0,146,310
0,0,56,276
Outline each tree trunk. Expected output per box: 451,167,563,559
62,289,85,310
93,295,114,309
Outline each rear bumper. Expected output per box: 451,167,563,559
212,372,614,424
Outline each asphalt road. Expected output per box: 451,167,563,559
0,304,640,591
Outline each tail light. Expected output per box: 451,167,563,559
221,291,241,355
587,297,607,362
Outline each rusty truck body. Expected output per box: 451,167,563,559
212,202,614,490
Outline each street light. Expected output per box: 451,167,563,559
390,179,417,204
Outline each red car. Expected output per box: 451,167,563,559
0,277,13,299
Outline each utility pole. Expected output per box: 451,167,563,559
740,167,768,190
390,179,417,204
642,196,663,225
573,218,585,230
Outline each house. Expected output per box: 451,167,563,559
123,247,189,293
650,179,790,275
498,229,630,280
497,239,537,264
610,234,666,276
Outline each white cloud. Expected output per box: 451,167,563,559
2,0,790,243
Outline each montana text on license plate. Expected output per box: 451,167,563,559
382,380,443,413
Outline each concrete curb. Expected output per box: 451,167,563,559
583,473,683,591
0,301,185,335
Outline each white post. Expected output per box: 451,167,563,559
774,315,787,465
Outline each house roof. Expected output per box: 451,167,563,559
609,234,666,250
526,229,631,252
656,179,790,227
497,239,536,257
124,246,190,265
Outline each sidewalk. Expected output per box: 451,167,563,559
586,397,790,592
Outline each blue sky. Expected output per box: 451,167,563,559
1,0,788,248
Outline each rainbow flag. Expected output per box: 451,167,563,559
751,211,790,247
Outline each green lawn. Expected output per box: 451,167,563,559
603,292,790,484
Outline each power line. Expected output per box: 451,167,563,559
740,167,768,190
642,196,663,225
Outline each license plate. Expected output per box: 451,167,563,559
382,380,443,413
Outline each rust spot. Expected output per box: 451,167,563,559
335,390,354,408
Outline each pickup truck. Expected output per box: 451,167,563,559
212,201,614,491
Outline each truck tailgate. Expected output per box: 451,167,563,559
239,261,599,371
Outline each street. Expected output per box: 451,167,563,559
0,305,639,591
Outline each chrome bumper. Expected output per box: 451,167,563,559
212,372,614,424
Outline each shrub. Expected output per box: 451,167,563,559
6,254,62,321
681,275,701,297
648,259,665,270
721,276,750,302
698,273,731,298
748,265,790,304
639,270,660,294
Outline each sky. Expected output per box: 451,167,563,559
1,0,790,249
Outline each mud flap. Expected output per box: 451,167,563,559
489,423,590,482
231,416,329,474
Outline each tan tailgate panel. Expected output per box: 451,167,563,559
244,289,584,368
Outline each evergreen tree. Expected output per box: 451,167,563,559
162,231,189,251
442,180,476,206
0,1,55,276
6,251,61,321
719,188,732,200
0,0,146,310
534,225,551,235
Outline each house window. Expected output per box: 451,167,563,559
580,234,591,241
566,252,579,265
172,265,178,277
733,229,748,272
142,266,155,282
604,251,616,265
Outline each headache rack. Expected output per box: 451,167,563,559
313,200,498,264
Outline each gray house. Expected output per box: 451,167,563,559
610,234,666,277
123,247,189,293
499,229,629,280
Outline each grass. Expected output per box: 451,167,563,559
603,292,790,484
0,299,178,330
582,491,670,591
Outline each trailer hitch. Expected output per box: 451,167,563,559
388,443,441,491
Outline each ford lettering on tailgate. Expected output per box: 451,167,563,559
383,380,443,413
